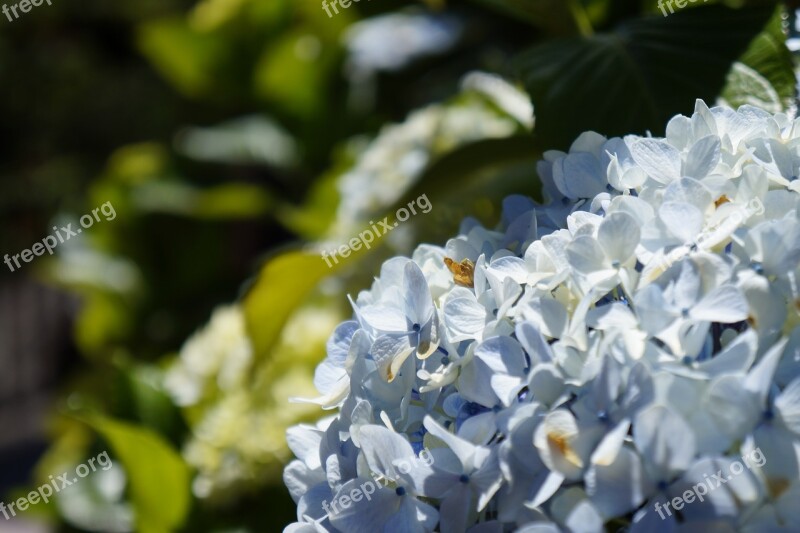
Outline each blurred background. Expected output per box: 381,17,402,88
0,0,799,531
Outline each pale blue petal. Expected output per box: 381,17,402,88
516,321,556,362
549,487,604,533
776,377,800,435
404,261,434,327
444,297,488,341
567,236,607,274
383,497,438,533
691,286,749,323
598,212,640,263
629,138,682,184
439,483,473,533
698,330,757,378
634,405,696,481
328,479,399,533
360,305,411,333
586,446,647,518
359,425,416,480
683,137,721,180
327,321,360,364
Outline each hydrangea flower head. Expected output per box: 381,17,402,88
284,101,800,531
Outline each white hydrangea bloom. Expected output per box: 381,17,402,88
166,305,337,500
332,78,529,241
284,101,800,531
165,305,252,407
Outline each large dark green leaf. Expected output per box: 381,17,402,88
517,3,780,149
721,6,795,112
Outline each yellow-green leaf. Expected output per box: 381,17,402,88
86,416,191,533
243,249,354,361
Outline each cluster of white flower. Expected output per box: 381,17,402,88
165,306,337,500
332,74,530,242
165,306,253,408
284,101,800,532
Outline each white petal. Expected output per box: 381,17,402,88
383,498,438,533
528,364,565,406
658,202,704,244
691,286,749,323
359,425,417,480
663,177,713,213
424,415,481,472
586,446,647,519
284,462,327,503
697,329,757,377
404,262,434,327
371,335,415,382
598,212,641,263
629,138,682,184
776,377,800,435
550,487,604,533
486,256,529,284
744,337,787,402
706,375,761,440
634,405,695,480
360,305,409,333
534,410,584,478
439,484,472,533
287,426,324,470
444,297,487,342
328,479,398,533
590,420,631,466
519,299,568,341
683,135,721,179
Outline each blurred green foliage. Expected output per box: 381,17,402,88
1,0,796,531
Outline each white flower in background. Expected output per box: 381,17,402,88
165,305,252,407
331,74,530,243
345,12,462,74
284,101,800,531
166,305,339,500
461,72,535,130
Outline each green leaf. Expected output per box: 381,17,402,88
276,170,340,239
137,18,226,99
253,30,338,118
275,141,357,239
74,293,132,358
243,249,354,360
721,6,794,113
723,62,783,112
517,3,779,149
86,417,190,533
